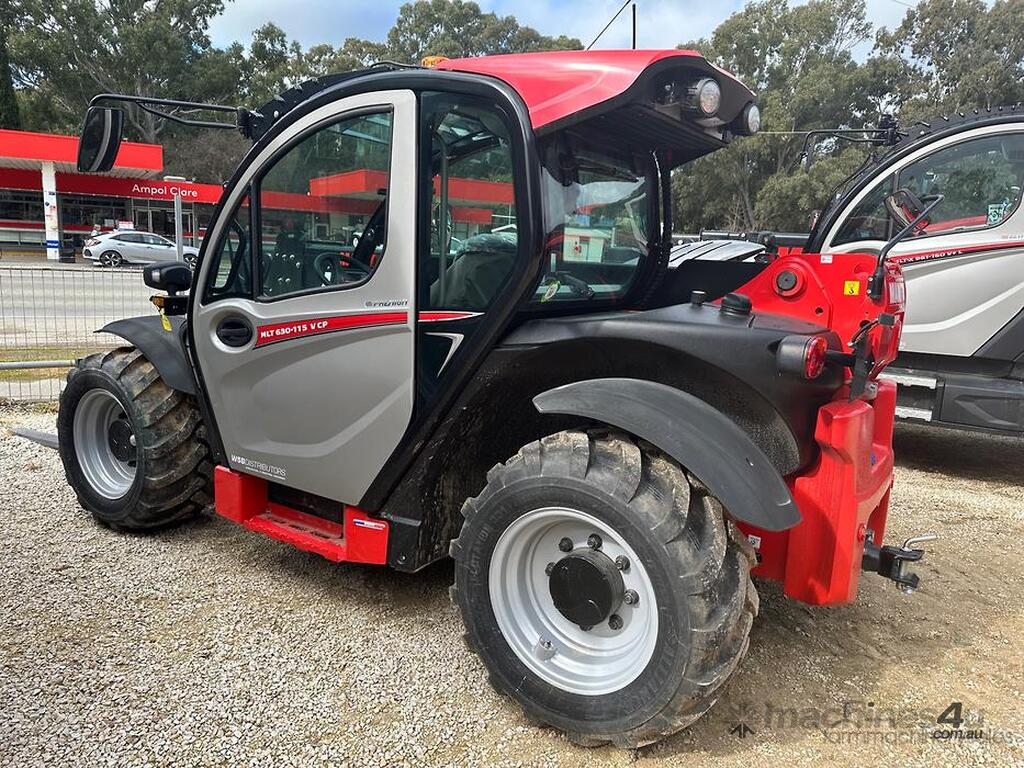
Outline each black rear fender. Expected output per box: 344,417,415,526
533,377,800,532
97,315,196,395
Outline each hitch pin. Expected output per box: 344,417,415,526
896,533,938,595
902,533,938,551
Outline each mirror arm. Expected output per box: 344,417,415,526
868,194,944,300
88,93,260,135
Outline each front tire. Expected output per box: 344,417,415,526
450,430,758,748
57,347,213,531
98,250,123,268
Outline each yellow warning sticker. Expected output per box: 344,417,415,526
843,280,861,296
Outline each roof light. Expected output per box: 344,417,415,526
737,102,761,136
688,78,721,117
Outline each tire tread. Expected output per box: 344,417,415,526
59,347,212,531
450,428,758,748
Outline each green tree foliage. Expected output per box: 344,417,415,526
674,0,1024,233
673,0,877,233
9,1,240,142
875,0,1024,119
4,0,1021,230
240,3,581,108
385,0,581,62
0,28,20,130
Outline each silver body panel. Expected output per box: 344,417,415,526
191,90,418,503
821,123,1024,357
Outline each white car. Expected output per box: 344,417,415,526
83,231,198,268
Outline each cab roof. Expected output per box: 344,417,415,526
434,50,754,133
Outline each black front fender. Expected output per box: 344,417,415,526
533,378,800,532
97,315,196,395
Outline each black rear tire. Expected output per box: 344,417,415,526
57,347,213,531
450,430,758,748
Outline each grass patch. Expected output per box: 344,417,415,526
0,345,110,383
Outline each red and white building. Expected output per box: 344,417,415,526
0,128,226,259
0,128,514,260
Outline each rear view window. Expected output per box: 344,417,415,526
534,139,651,304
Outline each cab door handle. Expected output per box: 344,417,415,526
216,317,253,347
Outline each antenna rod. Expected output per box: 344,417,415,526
632,3,637,49
586,0,632,50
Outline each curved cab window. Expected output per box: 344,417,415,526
898,134,1024,238
834,133,1024,247
257,111,393,299
833,175,894,246
202,195,252,302
421,96,519,312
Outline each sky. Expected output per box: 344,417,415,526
208,0,917,56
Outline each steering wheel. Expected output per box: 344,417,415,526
313,251,371,286
352,201,387,267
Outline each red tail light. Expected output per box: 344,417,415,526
803,335,828,379
777,334,829,380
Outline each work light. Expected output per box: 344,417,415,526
688,78,721,117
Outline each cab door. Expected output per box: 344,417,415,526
190,90,417,503
821,126,1024,356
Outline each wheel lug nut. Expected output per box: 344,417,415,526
608,614,623,630
545,562,555,576
623,589,639,605
587,533,602,550
614,555,629,571
558,537,573,552
579,624,592,632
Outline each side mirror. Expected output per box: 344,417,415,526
77,107,125,173
143,261,192,295
885,188,932,232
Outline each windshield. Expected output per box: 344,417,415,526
534,136,652,303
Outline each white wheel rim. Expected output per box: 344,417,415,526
72,389,136,499
488,506,659,696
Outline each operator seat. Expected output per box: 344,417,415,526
430,232,517,311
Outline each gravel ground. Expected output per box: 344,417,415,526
1,404,1022,767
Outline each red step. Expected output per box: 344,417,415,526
213,466,389,564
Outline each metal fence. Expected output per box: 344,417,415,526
0,264,155,402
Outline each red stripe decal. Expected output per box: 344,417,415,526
890,240,1024,266
255,312,408,347
418,311,482,322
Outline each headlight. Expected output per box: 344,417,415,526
688,78,721,117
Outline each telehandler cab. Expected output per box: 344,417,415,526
57,50,933,747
